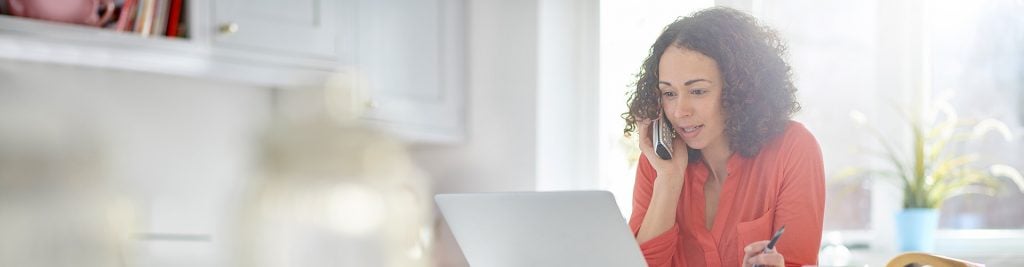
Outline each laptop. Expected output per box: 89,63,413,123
435,191,647,267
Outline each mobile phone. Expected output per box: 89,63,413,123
652,113,674,160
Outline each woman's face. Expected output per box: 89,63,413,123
657,45,728,153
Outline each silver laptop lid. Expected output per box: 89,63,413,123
435,191,647,267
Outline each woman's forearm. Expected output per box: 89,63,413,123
636,171,685,243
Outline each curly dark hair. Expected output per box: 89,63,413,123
622,7,801,159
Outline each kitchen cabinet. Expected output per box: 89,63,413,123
212,0,339,59
355,0,465,143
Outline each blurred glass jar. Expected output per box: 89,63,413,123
233,117,433,267
818,231,852,267
0,113,136,267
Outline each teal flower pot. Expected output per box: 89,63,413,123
895,208,939,252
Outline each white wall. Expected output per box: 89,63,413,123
408,0,540,265
535,0,600,191
410,0,540,195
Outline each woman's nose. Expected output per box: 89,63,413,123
669,100,693,119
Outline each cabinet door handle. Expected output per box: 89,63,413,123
366,99,379,109
219,22,239,34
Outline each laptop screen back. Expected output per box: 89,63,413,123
435,191,647,267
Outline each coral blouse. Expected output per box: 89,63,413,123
629,121,825,267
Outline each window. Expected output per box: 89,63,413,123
925,0,1024,230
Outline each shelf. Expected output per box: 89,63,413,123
0,14,342,88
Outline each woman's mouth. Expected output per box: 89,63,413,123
678,124,703,139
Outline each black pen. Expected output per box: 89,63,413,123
753,225,785,267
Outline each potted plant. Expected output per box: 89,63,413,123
848,93,1024,252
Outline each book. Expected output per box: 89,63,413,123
151,0,168,36
115,0,137,32
165,0,183,37
132,0,146,33
137,0,155,36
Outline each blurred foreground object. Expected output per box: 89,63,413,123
818,231,851,267
0,113,136,267
234,80,433,266
887,252,984,267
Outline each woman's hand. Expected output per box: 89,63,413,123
634,118,691,244
637,118,689,181
743,240,785,267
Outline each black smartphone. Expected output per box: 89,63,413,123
652,112,674,160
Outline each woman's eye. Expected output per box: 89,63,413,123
690,89,707,95
662,91,677,97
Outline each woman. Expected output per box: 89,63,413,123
622,7,825,267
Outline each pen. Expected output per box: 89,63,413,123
752,225,785,267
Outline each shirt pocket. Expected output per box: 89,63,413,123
735,208,774,260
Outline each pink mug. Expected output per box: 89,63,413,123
7,0,116,27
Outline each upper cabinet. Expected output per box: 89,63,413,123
212,0,338,59
0,0,464,143
355,0,464,143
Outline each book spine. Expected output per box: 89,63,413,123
132,0,146,33
152,0,169,36
115,0,136,32
139,0,155,37
165,0,182,37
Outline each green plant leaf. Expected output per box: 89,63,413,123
849,100,1019,209
912,122,926,207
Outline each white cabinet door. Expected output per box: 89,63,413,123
213,0,338,59
356,0,464,143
